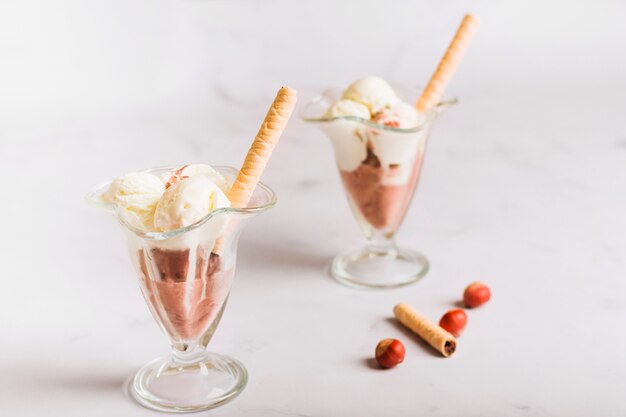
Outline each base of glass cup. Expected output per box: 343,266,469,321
330,245,429,289
130,351,248,413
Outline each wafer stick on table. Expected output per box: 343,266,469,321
394,302,457,357
416,14,480,112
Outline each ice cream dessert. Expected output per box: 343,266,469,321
302,16,478,289
98,88,297,346
320,77,429,234
90,87,296,412
102,164,235,343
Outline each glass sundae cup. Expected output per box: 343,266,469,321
302,86,455,289
88,166,276,413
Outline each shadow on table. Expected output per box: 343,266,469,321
237,236,333,281
1,365,134,396
362,358,384,370
43,374,129,393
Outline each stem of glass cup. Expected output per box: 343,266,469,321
366,231,398,257
171,345,208,366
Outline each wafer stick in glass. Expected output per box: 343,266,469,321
416,14,479,112
212,86,297,255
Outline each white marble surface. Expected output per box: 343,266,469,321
1,1,626,416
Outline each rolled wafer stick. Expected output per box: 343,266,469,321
415,14,479,112
394,302,457,357
212,86,297,255
227,86,297,207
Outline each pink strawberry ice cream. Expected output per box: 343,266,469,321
322,77,428,233
138,247,234,341
104,164,235,342
339,147,423,231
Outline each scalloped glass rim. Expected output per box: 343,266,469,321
86,165,277,240
300,85,458,133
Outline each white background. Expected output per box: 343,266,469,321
1,1,625,416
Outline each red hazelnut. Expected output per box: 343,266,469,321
463,282,491,308
375,338,405,369
439,309,468,336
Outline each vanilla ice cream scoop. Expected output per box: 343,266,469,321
161,164,230,193
154,174,231,232
324,99,371,120
372,102,425,129
341,76,399,114
102,172,165,230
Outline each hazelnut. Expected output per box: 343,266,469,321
439,309,467,336
375,338,405,369
463,282,491,308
